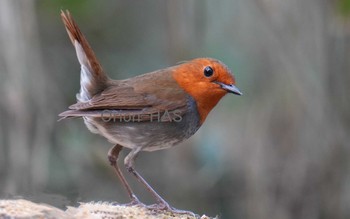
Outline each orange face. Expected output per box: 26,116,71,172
172,58,241,123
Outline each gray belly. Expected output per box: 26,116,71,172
83,98,200,151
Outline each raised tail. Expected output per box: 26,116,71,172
61,10,108,102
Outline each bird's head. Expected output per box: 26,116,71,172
172,58,242,124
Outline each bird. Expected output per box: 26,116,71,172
59,10,242,214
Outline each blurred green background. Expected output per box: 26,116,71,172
1,0,350,218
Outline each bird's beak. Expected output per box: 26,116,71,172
215,82,242,95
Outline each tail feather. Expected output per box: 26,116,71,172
61,10,108,101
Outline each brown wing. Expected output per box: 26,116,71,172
59,68,189,122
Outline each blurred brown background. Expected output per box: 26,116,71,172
1,0,350,218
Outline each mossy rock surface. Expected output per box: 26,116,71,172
0,199,215,219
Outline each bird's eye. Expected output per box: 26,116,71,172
204,66,214,77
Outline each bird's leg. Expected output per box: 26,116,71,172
124,148,196,216
124,147,170,209
108,144,141,205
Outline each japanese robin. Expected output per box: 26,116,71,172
59,10,242,214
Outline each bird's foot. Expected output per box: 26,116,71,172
113,198,145,208
146,203,196,216
123,196,145,207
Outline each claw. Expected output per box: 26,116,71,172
146,203,197,216
123,198,145,207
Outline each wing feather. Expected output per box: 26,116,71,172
59,68,189,122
